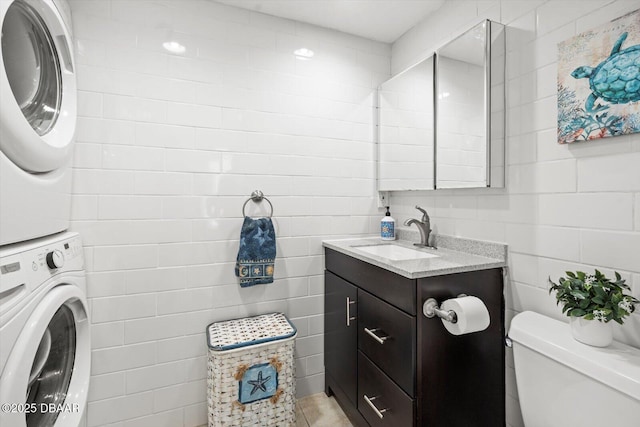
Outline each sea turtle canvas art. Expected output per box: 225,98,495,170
557,8,640,144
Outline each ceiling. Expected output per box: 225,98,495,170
214,0,446,43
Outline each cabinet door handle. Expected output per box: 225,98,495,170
346,297,356,327
363,327,389,344
363,394,387,419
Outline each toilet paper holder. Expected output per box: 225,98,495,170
423,294,467,324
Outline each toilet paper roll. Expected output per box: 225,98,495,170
440,296,490,336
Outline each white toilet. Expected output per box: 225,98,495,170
509,311,640,427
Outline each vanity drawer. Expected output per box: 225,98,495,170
358,351,414,427
325,248,416,315
358,289,416,396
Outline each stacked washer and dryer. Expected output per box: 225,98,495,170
0,1,90,427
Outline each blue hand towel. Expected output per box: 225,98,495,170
235,216,276,287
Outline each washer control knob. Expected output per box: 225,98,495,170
46,250,64,270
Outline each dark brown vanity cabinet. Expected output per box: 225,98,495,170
325,271,364,425
324,248,505,427
417,268,505,426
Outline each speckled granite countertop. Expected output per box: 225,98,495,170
322,232,507,279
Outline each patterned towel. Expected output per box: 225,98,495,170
235,216,276,287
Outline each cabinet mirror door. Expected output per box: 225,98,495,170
435,20,505,189
378,55,435,191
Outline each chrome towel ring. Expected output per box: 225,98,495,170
241,190,274,218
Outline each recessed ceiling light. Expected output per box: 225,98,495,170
163,41,186,54
294,48,314,60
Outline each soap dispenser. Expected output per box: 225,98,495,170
380,206,396,240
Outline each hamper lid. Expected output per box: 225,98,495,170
206,312,297,351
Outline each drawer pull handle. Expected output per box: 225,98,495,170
346,297,356,327
363,394,387,419
364,327,389,344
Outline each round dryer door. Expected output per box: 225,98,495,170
0,0,76,173
0,284,90,427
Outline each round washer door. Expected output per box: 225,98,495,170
0,0,76,173
0,284,90,427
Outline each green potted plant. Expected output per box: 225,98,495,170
548,270,638,347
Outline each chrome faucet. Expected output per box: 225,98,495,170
404,206,435,248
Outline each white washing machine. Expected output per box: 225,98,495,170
0,231,89,427
0,0,77,246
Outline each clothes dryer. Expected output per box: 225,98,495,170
0,231,89,427
0,0,77,245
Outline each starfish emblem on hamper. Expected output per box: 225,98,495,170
247,370,271,395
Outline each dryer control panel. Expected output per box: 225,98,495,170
0,232,84,317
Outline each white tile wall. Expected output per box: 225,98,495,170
69,1,389,425
391,1,640,426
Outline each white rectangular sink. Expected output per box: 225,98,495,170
353,244,439,261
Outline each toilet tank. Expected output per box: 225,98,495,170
509,311,640,427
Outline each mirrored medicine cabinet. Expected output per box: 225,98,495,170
377,19,505,191
378,56,435,191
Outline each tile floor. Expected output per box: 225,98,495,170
198,393,352,426
296,393,353,427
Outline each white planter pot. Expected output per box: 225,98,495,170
570,316,613,347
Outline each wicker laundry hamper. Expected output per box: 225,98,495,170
206,313,297,426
